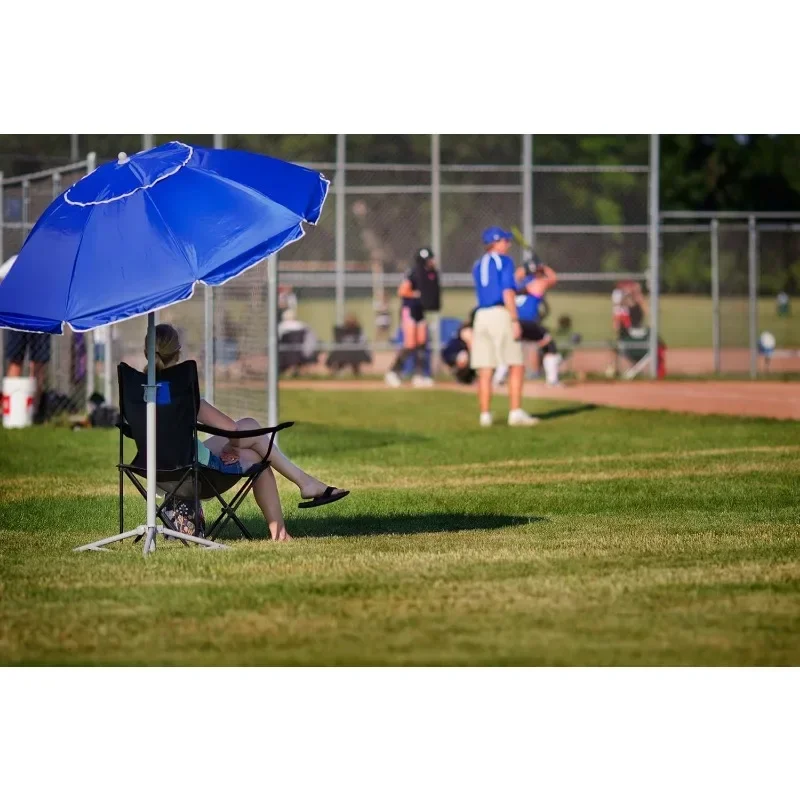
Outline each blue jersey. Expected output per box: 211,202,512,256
515,275,544,321
472,252,516,308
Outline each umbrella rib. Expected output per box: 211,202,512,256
63,201,100,326
142,192,197,277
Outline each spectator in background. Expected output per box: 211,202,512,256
277,284,298,324
374,300,392,340
327,313,372,376
5,331,51,422
613,281,649,334
277,309,319,376
1,255,51,422
625,282,648,330
611,287,630,334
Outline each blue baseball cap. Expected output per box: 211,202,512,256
482,226,513,245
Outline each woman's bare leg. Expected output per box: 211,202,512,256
209,418,337,501
253,467,291,541
204,444,290,541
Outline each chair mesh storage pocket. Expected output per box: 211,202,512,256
163,496,206,538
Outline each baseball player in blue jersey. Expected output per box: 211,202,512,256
515,257,561,386
470,227,539,427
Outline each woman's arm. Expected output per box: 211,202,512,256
198,399,238,432
397,278,420,300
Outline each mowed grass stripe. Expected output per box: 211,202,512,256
1,389,799,665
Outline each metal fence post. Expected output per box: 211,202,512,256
335,134,346,326
21,179,30,240
710,218,720,374
203,135,225,404
431,134,442,376
648,134,660,379
522,134,533,260
204,284,214,405
142,134,154,151
80,152,113,403
84,153,97,404
103,326,114,405
748,215,758,379
85,329,95,405
70,135,79,163
267,252,279,431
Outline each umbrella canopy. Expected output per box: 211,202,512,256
0,141,328,333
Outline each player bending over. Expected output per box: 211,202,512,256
515,256,561,387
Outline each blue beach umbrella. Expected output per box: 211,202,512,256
0,141,329,554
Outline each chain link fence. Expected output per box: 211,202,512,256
1,156,96,421
2,137,798,429
660,214,800,376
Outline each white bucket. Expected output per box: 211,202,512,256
2,376,37,429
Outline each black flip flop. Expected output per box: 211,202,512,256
298,487,350,509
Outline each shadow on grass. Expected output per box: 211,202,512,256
537,404,599,422
221,512,547,541
280,423,431,457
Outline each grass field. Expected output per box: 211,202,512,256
153,290,799,364
1,388,799,666
292,291,800,349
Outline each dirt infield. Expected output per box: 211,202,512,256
568,347,800,376
522,381,800,421
283,378,800,421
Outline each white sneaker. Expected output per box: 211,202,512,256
479,412,493,428
412,375,434,388
508,409,540,427
384,371,401,388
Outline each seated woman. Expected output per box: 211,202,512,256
149,324,348,542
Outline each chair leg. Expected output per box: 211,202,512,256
205,479,251,541
193,463,200,537
119,468,124,535
203,471,263,541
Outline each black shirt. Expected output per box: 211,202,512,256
629,302,645,328
416,265,441,312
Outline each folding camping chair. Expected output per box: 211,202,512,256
326,324,372,375
616,326,652,379
117,360,293,542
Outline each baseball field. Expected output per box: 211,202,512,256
2,383,798,666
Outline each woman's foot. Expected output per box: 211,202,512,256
271,527,292,542
300,478,336,501
298,482,350,509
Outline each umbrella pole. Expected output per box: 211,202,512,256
143,313,158,555
74,312,227,555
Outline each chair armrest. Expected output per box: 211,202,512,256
197,420,295,438
116,421,134,439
